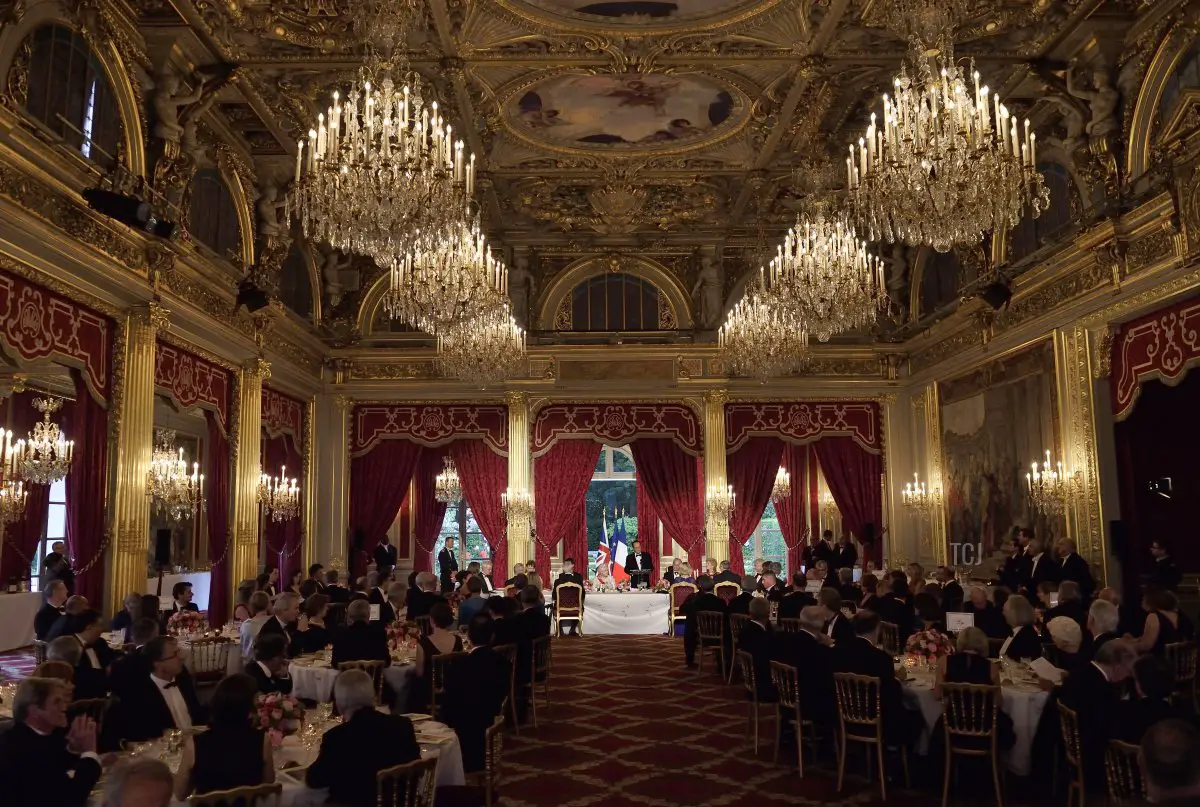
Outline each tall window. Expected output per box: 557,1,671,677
1007,163,1074,262
189,169,242,258
585,445,637,577
741,500,787,579
569,274,664,331
24,25,121,167
435,501,490,564
29,478,68,591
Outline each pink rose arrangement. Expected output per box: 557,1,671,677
616,580,631,592
166,610,207,636
386,623,421,653
653,580,670,593
255,692,305,747
904,628,955,664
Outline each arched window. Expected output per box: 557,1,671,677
24,25,121,167
567,274,665,331
919,249,962,319
1007,163,1074,262
1160,42,1200,123
188,169,242,258
278,244,313,320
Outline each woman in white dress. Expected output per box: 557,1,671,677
593,563,615,591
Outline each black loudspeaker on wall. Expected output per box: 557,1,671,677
154,528,172,568
1109,519,1128,557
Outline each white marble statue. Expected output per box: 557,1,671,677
691,254,724,329
508,254,536,328
1067,66,1120,142
257,182,287,239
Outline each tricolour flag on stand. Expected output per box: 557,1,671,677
612,511,630,584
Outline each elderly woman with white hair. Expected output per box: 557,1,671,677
1000,595,1043,661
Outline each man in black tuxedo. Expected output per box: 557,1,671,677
366,571,391,606
41,541,75,595
323,569,350,604
682,575,728,670
729,575,756,616
1058,639,1136,787
307,563,326,593
34,580,68,640
832,611,910,744
1149,539,1183,591
832,535,858,570
406,572,443,621
307,670,421,807
1085,599,1121,662
624,540,654,588
67,609,115,700
836,568,863,606
552,557,585,636
486,596,522,647
513,586,551,708
1022,538,1061,595
442,615,511,773
115,636,205,742
756,571,784,602
0,677,101,807
438,537,460,594
778,573,817,620
45,594,88,642
478,560,496,593
331,600,391,668
714,560,741,584
373,536,398,578
110,592,141,644
772,605,836,728
258,592,305,657
1046,580,1088,633
108,618,161,703
168,581,199,616
819,588,855,645
997,536,1028,591
246,633,293,694
379,581,406,626
801,531,835,572
504,563,527,587
738,598,776,702
1055,538,1095,602
936,566,965,612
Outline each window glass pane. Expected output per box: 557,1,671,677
46,503,66,540
612,449,635,473
759,500,786,578
50,477,66,504
594,450,607,475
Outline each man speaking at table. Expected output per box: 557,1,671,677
624,539,654,588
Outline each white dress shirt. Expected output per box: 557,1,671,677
151,674,191,730
240,614,270,659
1030,552,1044,578
998,627,1018,659
630,553,642,571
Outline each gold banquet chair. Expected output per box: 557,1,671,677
553,582,584,636
1165,641,1197,709
492,643,519,733
714,581,740,605
728,613,750,685
188,637,235,686
1105,739,1146,805
878,621,901,657
338,659,387,704
188,782,282,807
376,756,438,807
668,583,697,636
430,650,467,720
695,611,726,678
940,682,1003,807
769,660,817,776
833,672,909,801
735,650,773,756
1057,702,1086,807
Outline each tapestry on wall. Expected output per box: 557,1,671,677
938,339,1062,558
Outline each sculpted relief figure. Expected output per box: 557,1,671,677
692,254,724,329
319,243,353,308
884,243,910,314
1067,65,1120,143
508,254,536,328
257,181,288,239
153,69,205,144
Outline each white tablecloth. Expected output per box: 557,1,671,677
578,592,671,635
289,658,418,704
0,592,41,651
902,670,1050,776
147,572,211,612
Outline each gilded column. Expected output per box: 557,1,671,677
301,398,316,568
505,392,531,571
108,303,168,605
703,389,729,565
231,358,270,593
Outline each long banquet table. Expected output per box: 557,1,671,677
577,591,671,635
0,592,41,651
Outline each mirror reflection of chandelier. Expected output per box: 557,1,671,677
147,429,205,523
434,457,462,504
0,479,26,524
12,397,73,485
257,465,300,523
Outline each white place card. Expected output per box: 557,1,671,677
369,604,381,621
1049,594,1060,608
946,612,974,632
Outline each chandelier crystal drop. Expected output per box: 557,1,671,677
383,218,508,335
13,397,73,485
767,205,887,342
437,305,526,387
501,487,534,524
0,479,26,524
847,40,1050,252
434,457,462,504
901,472,941,517
771,467,791,502
705,484,735,527
1026,449,1080,516
718,286,810,380
147,429,205,523
257,465,300,523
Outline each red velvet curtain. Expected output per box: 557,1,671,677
412,445,449,574
64,371,108,604
776,444,810,577
0,392,51,586
563,500,588,570
815,437,883,565
350,439,423,578
727,437,786,577
450,440,508,589
534,440,601,582
630,439,705,569
204,410,231,624
635,474,660,581
262,434,304,578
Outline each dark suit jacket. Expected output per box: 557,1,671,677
367,587,388,606
406,589,443,621
832,544,858,569
876,594,914,641
833,636,906,741
0,722,101,807
941,581,965,611
737,620,777,702
373,543,398,574
244,660,294,695
714,570,741,584
442,646,510,772
778,591,816,621
325,584,351,605
257,616,301,658
772,629,835,723
839,584,864,605
331,622,390,668
1024,553,1061,593
801,542,834,570
169,602,200,615
437,548,459,592
756,584,784,602
513,607,551,685
306,709,420,807
115,672,205,742
1114,697,1183,743
623,551,654,585
1059,553,1095,601
1059,662,1121,785
729,592,754,616
964,602,1009,639
108,647,151,703
1003,625,1043,661
34,603,65,641
1046,600,1088,634
825,611,855,645
998,551,1029,591
1152,556,1183,591
552,572,584,607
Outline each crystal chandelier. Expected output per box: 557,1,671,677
705,484,735,527
821,492,839,523
13,397,73,485
718,285,809,380
0,480,26,524
257,466,300,523
1026,450,1080,516
437,304,526,387
434,456,462,504
146,429,205,523
501,487,534,523
901,472,941,517
771,467,791,502
382,217,508,335
847,34,1050,252
766,203,887,341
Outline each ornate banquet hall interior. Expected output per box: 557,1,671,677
1,0,1200,804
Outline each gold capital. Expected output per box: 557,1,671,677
245,357,272,380
131,301,171,331
704,388,728,407
505,391,528,408
334,394,354,412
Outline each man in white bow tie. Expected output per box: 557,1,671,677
438,537,460,594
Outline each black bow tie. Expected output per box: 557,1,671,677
162,680,178,690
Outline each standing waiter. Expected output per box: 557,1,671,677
624,539,654,588
438,536,460,593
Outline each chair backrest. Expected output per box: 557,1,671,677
531,634,552,680
187,782,282,807
337,659,386,702
485,714,504,797
414,615,432,637
555,583,583,615
1105,739,1146,805
325,602,347,629
987,637,1005,659
778,618,802,634
729,614,750,646
376,755,438,807
714,582,739,604
878,621,901,656
833,672,882,732
67,697,115,738
431,650,467,716
32,640,48,665
188,638,234,679
769,660,800,711
669,583,697,617
33,660,74,683
769,601,780,624
940,682,999,744
696,610,724,640
1165,641,1197,689
735,650,756,700
1057,702,1083,771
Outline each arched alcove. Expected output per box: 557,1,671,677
188,168,243,259
1005,162,1077,263
537,255,692,331
278,242,319,323
1128,26,1199,178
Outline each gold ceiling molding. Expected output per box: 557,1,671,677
483,0,803,38
155,329,239,373
1126,3,1199,179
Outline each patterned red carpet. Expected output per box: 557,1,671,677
499,635,925,807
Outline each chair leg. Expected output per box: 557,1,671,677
836,730,847,792
901,745,910,789
876,743,888,802
752,703,759,755
530,685,539,730
796,721,804,778
509,688,519,736
773,706,782,763
991,750,1004,807
942,748,952,807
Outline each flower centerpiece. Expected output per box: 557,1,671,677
166,610,207,637
653,580,670,593
616,580,631,593
387,622,421,654
582,578,593,592
904,628,955,665
255,692,305,747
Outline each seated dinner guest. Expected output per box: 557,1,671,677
103,758,174,807
1045,616,1085,671
380,581,406,626
505,563,527,587
411,602,463,713
34,580,69,641
672,562,696,585
683,575,728,670
45,594,88,642
757,571,783,601
111,592,141,642
664,557,683,585
1059,639,1137,788
239,591,272,660
246,633,293,695
714,560,740,584
173,674,274,799
324,568,351,603
772,606,836,728
443,615,511,773
298,593,332,654
729,575,756,616
553,557,585,636
819,588,854,645
115,636,205,742
1142,719,1200,804
332,599,390,668
168,581,199,615
833,611,911,745
258,591,305,657
1128,585,1196,656
1086,598,1121,660
307,670,421,807
479,560,496,593
0,677,102,807
778,573,816,620
458,576,488,627
936,627,1015,749
963,586,1008,639
739,598,776,702
593,562,616,591
1114,655,1185,743
407,572,443,621
232,580,256,622
69,608,114,700
999,595,1043,661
